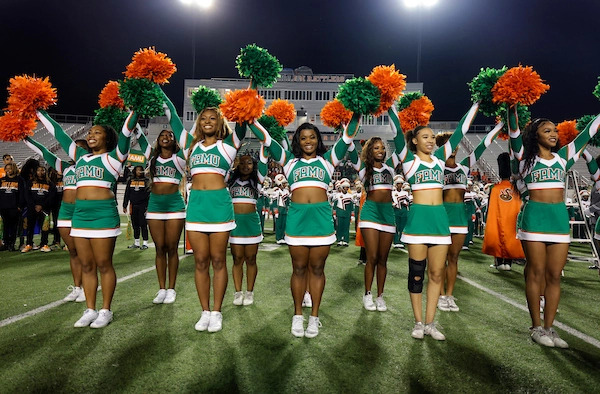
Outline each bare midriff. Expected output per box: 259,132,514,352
76,187,114,200
412,189,444,205
443,188,466,203
62,189,77,204
367,189,392,203
191,173,226,190
291,187,327,204
529,188,564,204
152,182,180,195
234,203,257,214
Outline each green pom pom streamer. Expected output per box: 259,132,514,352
397,92,424,111
468,66,508,117
577,114,600,147
236,44,282,89
119,78,164,118
191,86,222,113
258,115,286,143
501,104,530,135
94,106,128,133
337,78,380,115
593,77,600,101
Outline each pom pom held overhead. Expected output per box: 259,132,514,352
337,77,380,115
125,47,177,84
265,99,295,126
220,89,265,124
98,81,124,109
556,120,579,148
6,75,57,117
367,65,406,116
191,86,222,113
235,44,282,89
119,78,164,118
492,65,549,106
0,111,38,142
320,99,352,130
468,66,508,117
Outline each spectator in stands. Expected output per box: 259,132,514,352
0,162,25,251
48,167,63,248
123,165,151,250
0,154,14,178
22,165,56,253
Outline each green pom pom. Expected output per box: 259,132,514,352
94,106,128,132
337,78,380,115
236,44,282,89
500,104,530,135
577,114,600,146
119,78,164,118
258,115,286,143
191,86,222,113
397,92,424,111
468,66,508,117
593,77,600,101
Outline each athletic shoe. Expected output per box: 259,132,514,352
392,244,400,249
291,315,305,337
63,245,69,251
546,327,569,349
195,311,211,331
21,245,32,253
437,296,451,312
530,326,554,347
140,245,149,250
153,289,167,304
498,264,512,271
75,288,86,303
461,246,469,251
363,292,376,311
446,296,459,312
90,309,113,328
276,239,286,245
163,289,176,304
32,244,40,250
424,322,446,341
63,285,81,302
208,311,223,332
302,292,312,308
74,309,98,328
337,241,343,247
411,322,425,339
127,244,139,249
243,291,254,306
305,316,321,338
40,245,51,253
233,291,244,306
375,295,387,312
399,243,405,249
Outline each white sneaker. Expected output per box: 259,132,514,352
411,322,424,339
63,285,80,302
498,264,511,271
195,311,211,331
446,296,459,312
75,287,86,303
291,315,305,337
305,316,321,338
208,311,223,332
243,291,254,305
546,327,569,349
375,295,387,312
233,291,244,306
74,309,98,328
530,326,554,347
424,322,446,341
302,292,312,308
90,309,113,328
153,289,167,304
437,295,451,312
363,292,377,311
163,289,176,304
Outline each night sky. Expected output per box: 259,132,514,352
1,0,599,123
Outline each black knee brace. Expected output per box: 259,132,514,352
408,258,426,293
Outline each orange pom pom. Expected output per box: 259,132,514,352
494,115,510,140
399,96,434,132
0,111,37,142
220,89,265,124
265,99,295,126
320,100,353,129
492,65,549,106
367,65,406,115
6,75,57,117
124,47,177,84
98,81,124,109
557,120,579,148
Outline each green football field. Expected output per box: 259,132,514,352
1,220,600,393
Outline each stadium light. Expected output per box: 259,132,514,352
180,0,213,9
403,0,438,8
180,0,214,78
403,0,439,82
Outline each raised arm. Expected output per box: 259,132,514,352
561,114,600,171
388,105,412,163
507,106,524,161
159,86,191,150
460,121,504,168
435,102,480,161
223,122,247,151
135,124,152,161
36,110,87,161
109,111,137,163
23,136,69,173
257,144,269,184
248,121,293,166
323,113,362,166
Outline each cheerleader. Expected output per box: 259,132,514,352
389,102,480,340
123,165,151,250
37,110,136,328
0,162,25,252
510,107,600,348
249,118,360,337
228,154,263,306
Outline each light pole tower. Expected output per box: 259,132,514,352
403,0,439,82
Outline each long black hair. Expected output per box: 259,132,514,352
520,118,559,177
360,137,384,190
291,123,327,158
91,124,118,152
150,129,181,179
227,154,259,190
405,125,430,153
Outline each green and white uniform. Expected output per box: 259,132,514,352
37,109,135,238
248,115,361,246
509,108,600,242
229,178,263,244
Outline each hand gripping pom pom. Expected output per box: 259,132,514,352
468,66,508,117
0,112,38,142
94,107,128,133
191,86,222,114
367,65,406,116
119,78,164,118
220,89,265,124
258,115,286,143
397,94,434,132
99,81,124,109
235,44,282,89
125,47,177,85
495,104,531,140
265,99,295,126
492,65,549,106
6,75,57,118
337,78,380,115
320,100,352,130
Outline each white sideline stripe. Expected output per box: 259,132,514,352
458,275,600,349
0,252,189,328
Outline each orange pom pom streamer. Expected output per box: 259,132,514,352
494,115,510,141
124,47,177,84
367,65,406,116
0,111,37,142
220,89,265,124
265,99,295,126
556,120,579,148
492,65,549,106
98,81,124,109
398,96,434,132
6,75,57,117
320,100,353,129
